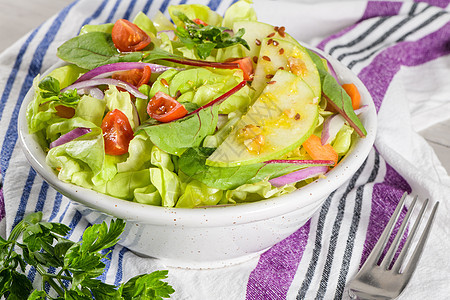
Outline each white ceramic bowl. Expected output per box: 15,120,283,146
18,48,377,269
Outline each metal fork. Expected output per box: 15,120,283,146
347,193,439,300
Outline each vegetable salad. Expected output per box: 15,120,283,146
26,0,366,208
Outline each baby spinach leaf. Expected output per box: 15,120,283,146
178,147,309,190
57,32,143,70
307,49,367,137
138,105,219,155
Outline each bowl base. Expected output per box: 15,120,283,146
131,248,269,270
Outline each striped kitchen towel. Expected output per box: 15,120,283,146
1,0,450,299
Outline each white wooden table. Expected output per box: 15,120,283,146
1,0,449,175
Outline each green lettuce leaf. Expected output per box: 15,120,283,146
79,23,114,35
133,185,162,206
44,64,87,89
168,4,223,28
175,179,223,208
332,124,354,156
132,11,157,35
46,128,105,181
103,169,152,201
116,132,154,173
150,167,180,207
150,145,175,171
222,0,257,28
152,11,176,31
225,181,296,203
74,95,106,127
104,85,139,130
178,147,319,190
46,117,97,143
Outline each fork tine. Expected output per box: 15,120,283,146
363,193,407,268
398,201,439,277
380,195,418,270
391,198,428,273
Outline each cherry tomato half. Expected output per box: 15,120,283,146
112,65,152,87
111,19,151,52
193,18,208,26
147,92,188,123
101,109,134,155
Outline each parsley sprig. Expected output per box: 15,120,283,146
0,212,174,299
173,11,250,59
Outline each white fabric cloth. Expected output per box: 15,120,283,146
0,0,449,299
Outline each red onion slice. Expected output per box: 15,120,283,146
49,127,91,149
87,87,104,99
157,30,176,40
131,100,140,126
75,62,178,83
61,78,148,99
321,114,346,146
269,165,329,187
354,105,368,115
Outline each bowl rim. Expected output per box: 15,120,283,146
17,46,377,228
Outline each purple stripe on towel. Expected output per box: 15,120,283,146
361,162,412,265
317,1,403,50
416,0,450,8
246,220,311,300
358,21,450,111
361,1,403,21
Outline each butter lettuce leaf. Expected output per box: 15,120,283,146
226,181,296,204
176,179,223,208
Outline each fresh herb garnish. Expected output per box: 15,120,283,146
173,11,250,59
38,76,80,107
0,212,174,299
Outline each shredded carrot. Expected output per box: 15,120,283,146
302,134,339,166
342,83,361,110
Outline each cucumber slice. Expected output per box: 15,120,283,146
206,70,319,167
231,20,298,62
252,38,321,98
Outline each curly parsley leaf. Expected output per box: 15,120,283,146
173,11,249,59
